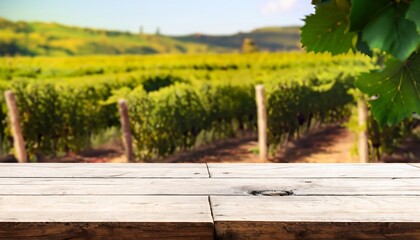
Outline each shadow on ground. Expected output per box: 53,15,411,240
271,125,356,163
162,135,259,163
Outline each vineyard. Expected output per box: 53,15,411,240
0,52,415,162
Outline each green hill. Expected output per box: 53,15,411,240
0,18,301,56
172,26,301,52
0,18,210,56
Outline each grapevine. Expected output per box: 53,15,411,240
301,0,420,126
0,53,370,160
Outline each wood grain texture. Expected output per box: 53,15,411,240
255,85,268,161
118,99,134,163
0,163,209,178
215,222,420,240
0,196,212,222
1,178,419,196
0,222,213,240
0,196,213,239
211,196,420,222
2,163,420,239
357,99,369,163
4,91,27,163
208,163,420,178
212,196,420,239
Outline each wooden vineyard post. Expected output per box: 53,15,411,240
4,90,27,163
358,99,369,163
255,85,268,161
118,99,134,162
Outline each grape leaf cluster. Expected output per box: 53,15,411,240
302,0,420,126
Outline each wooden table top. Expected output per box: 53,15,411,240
0,163,419,240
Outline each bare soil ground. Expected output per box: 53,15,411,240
162,136,261,163
2,126,419,163
272,126,358,163
162,126,358,163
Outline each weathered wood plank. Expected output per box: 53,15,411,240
0,178,419,196
3,163,418,179
211,196,420,240
0,196,213,239
0,163,204,168
0,163,209,178
0,222,213,240
0,196,212,222
215,222,420,240
2,163,419,239
208,163,420,178
211,196,420,221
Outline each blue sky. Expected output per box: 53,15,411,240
0,0,314,35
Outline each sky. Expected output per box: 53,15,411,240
0,0,314,35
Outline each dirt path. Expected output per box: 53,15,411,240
272,126,358,163
161,125,357,163
162,136,261,163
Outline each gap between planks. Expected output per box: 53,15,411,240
205,163,212,178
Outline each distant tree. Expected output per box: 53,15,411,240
139,26,144,35
155,27,160,36
242,38,258,53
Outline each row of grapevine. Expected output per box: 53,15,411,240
126,83,256,159
123,74,355,160
267,76,354,149
0,76,181,157
0,52,369,80
3,52,404,161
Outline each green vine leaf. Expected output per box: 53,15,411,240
301,1,356,55
361,3,420,61
407,0,420,32
303,0,420,125
356,52,420,126
349,0,390,31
